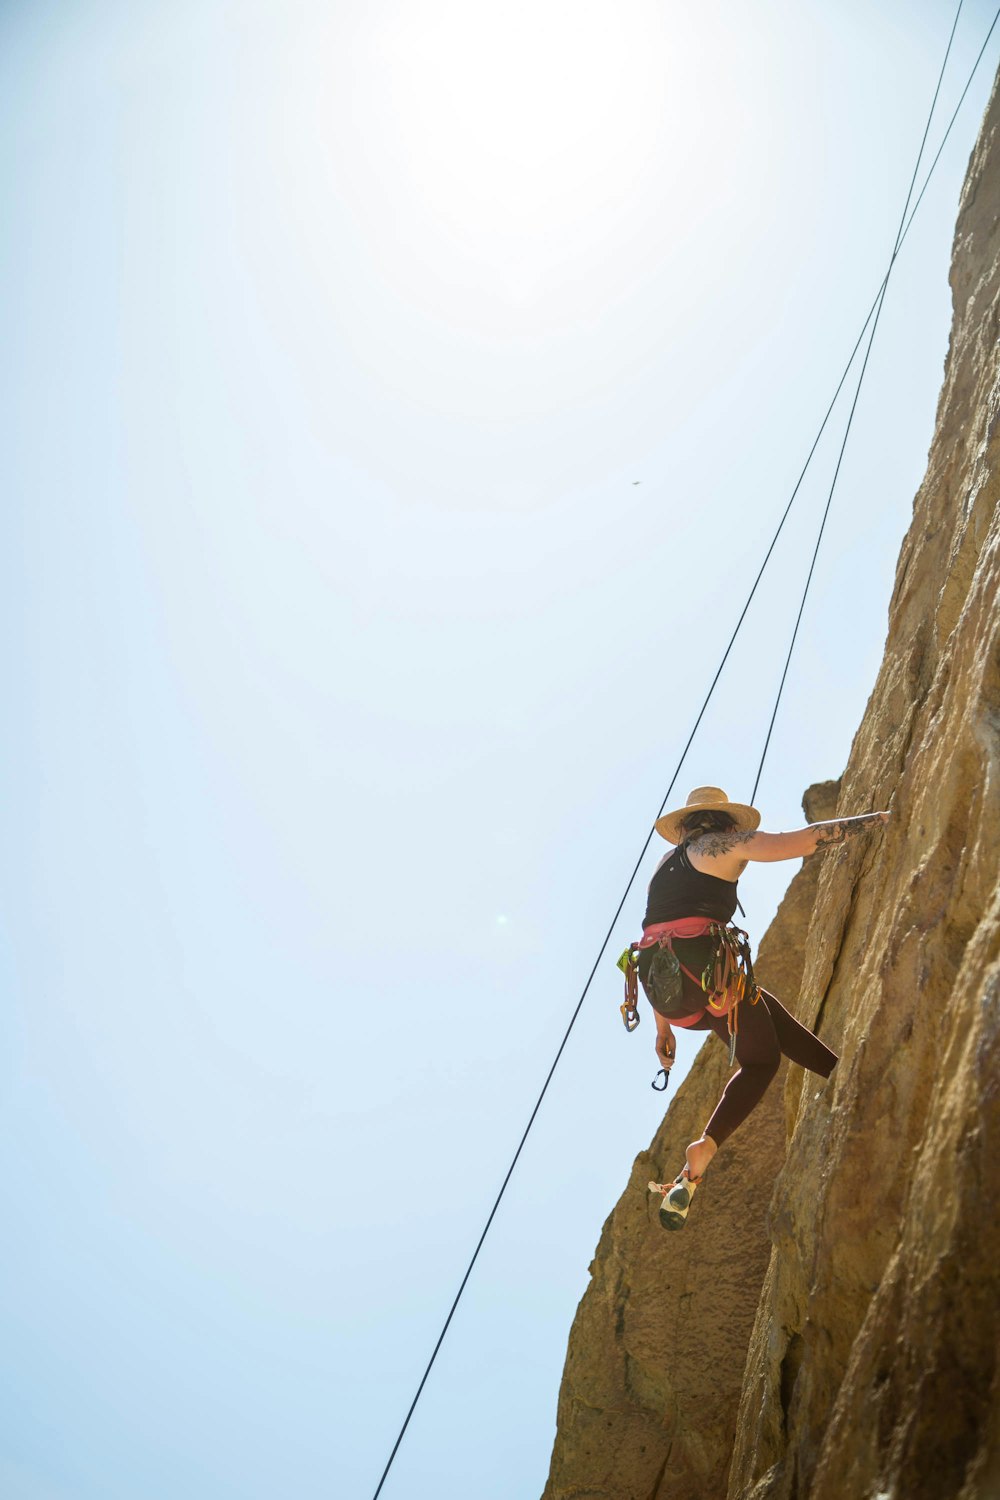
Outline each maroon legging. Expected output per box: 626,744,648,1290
685,990,837,1147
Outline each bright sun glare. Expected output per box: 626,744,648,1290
298,2,754,347
372,0,671,245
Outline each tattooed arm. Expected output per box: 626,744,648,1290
808,814,891,853
687,813,890,878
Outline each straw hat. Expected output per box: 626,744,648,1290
654,786,761,844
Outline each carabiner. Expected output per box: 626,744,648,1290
651,1068,671,1092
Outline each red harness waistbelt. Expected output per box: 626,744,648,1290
637,917,717,946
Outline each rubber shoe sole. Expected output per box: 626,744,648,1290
668,1181,692,1210
647,1174,699,1231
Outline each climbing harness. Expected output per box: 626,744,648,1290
618,917,763,1066
616,945,641,1031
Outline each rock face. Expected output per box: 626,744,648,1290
543,68,1000,1500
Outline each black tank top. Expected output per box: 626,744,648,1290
642,841,739,927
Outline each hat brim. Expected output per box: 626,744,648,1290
654,801,761,845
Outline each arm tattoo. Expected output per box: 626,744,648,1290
812,814,883,851
689,828,758,858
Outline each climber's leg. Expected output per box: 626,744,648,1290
758,989,838,1077
691,998,783,1152
650,1001,778,1230
652,991,838,1228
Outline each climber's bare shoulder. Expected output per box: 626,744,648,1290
685,828,756,880
686,827,810,880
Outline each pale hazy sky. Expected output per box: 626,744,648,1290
2,2,998,1497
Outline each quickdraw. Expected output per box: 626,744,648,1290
616,945,641,1031
697,922,762,1065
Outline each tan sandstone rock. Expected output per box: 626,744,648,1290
545,62,1000,1500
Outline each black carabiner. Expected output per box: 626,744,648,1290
651,1068,671,1092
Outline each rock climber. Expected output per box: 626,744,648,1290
630,786,889,1230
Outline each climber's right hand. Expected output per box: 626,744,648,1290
654,1039,675,1072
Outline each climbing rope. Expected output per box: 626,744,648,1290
749,0,970,803
368,6,998,1493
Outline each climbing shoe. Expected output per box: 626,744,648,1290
647,1168,702,1231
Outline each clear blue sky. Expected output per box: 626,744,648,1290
2,2,997,1496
